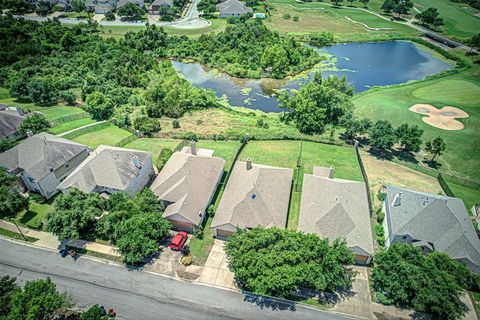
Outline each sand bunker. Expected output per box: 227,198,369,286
409,104,469,130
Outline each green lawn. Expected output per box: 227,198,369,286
49,118,96,134
197,140,242,171
448,182,480,210
240,140,301,169
414,0,480,42
353,51,480,182
72,125,133,148
124,138,181,155
189,217,215,266
0,227,38,242
15,201,53,230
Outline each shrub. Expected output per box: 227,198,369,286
29,193,47,204
156,148,173,171
181,254,193,266
282,13,291,19
172,119,180,129
194,226,204,240
293,16,299,21
377,190,386,201
377,209,385,224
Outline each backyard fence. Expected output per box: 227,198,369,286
62,122,111,140
438,173,456,197
51,112,89,126
354,141,374,217
115,134,138,148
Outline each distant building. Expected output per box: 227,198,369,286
384,186,480,272
0,133,90,199
150,142,225,232
211,159,293,239
0,105,26,141
298,166,374,264
217,0,252,18
85,0,115,13
116,0,144,9
57,145,154,197
148,0,173,14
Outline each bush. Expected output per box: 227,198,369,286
293,16,299,21
282,13,291,19
377,190,386,201
377,209,385,224
105,12,115,21
29,193,47,204
156,148,173,171
172,119,180,129
194,226,204,239
181,254,193,266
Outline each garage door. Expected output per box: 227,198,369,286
170,220,193,233
215,228,234,240
355,255,370,265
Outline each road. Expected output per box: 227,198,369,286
0,238,359,320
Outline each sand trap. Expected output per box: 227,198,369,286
409,104,469,130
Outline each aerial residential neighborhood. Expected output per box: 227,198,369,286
0,0,479,319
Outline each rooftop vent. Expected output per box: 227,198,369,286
251,193,257,200
246,158,252,170
133,155,142,169
393,192,402,207
191,140,197,155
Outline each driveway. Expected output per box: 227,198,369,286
196,240,238,291
143,236,184,277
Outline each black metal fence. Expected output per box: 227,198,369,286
354,141,374,216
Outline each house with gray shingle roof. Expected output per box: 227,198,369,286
211,159,293,239
0,106,26,141
148,0,173,14
298,167,374,264
116,0,144,9
57,145,154,197
217,0,252,18
384,186,480,272
150,143,225,232
0,132,90,199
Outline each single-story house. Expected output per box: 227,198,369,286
148,0,173,14
0,132,90,199
85,0,115,13
298,166,374,265
116,0,144,9
211,159,293,239
150,142,225,232
383,186,480,272
217,0,252,18
0,106,26,141
57,145,154,197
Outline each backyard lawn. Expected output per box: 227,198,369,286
49,118,96,134
124,138,181,155
196,140,241,171
72,125,132,148
15,201,54,230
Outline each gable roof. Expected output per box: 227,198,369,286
150,151,225,225
57,145,152,193
385,186,480,271
211,161,293,230
217,0,252,15
0,132,89,180
0,108,25,139
150,0,173,7
298,168,374,257
117,0,144,8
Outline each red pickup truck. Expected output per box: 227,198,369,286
169,232,188,251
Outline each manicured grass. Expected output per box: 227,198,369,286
197,140,241,171
448,182,480,211
240,140,301,169
49,118,96,134
414,0,480,42
189,217,215,266
0,227,38,243
15,201,53,230
124,138,181,155
353,51,480,182
72,125,133,148
38,106,87,121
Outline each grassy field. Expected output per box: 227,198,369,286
15,201,54,230
264,0,419,42
49,118,96,134
353,50,480,182
414,0,480,42
72,125,132,148
448,182,480,211
124,138,181,155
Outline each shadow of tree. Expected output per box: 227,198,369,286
242,292,296,312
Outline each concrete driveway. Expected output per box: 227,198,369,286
144,234,186,276
196,240,238,291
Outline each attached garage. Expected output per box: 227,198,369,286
354,255,371,265
213,226,235,240
169,219,194,233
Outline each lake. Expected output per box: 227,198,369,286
172,41,453,113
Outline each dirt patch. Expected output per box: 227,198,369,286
409,104,469,130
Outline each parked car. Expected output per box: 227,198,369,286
169,232,188,251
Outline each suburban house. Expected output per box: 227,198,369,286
217,0,252,18
150,142,225,232
148,0,173,14
383,186,480,272
211,159,293,239
57,145,154,197
0,133,90,199
116,0,144,9
85,0,115,13
0,105,26,141
298,167,374,264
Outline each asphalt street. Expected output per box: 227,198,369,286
0,238,360,320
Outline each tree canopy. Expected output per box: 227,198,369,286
416,7,444,30
19,113,50,135
0,169,29,219
225,227,355,298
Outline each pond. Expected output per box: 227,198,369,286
172,41,453,113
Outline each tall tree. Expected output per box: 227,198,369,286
359,0,369,8
415,7,444,30
28,78,59,106
468,33,480,53
348,0,356,6
71,0,85,12
381,0,395,14
425,136,446,162
85,92,114,120
395,123,423,152
19,113,50,135
369,120,397,150
0,169,29,219
0,276,18,317
331,0,344,5
117,2,145,21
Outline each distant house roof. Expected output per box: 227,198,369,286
217,0,252,15
0,108,25,139
149,0,173,7
0,132,89,180
211,161,293,230
298,167,374,258
57,145,152,194
150,151,225,226
385,186,480,272
117,0,144,8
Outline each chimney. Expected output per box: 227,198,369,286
191,140,197,155
132,155,142,169
26,130,34,137
246,158,252,170
393,192,402,207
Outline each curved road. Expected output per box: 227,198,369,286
0,238,360,320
